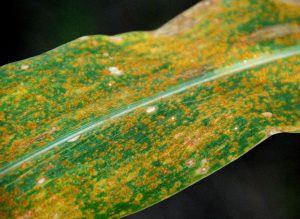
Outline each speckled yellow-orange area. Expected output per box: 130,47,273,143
1,0,300,218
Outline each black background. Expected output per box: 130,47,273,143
2,1,299,218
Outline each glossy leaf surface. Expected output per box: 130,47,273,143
1,0,300,218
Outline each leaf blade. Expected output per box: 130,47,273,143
1,0,300,218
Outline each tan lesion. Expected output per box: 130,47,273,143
276,0,300,6
153,0,221,36
244,23,300,42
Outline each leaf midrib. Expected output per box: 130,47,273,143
1,45,300,176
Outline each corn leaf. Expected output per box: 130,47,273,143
1,0,300,218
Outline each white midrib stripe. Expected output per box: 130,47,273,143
1,45,300,176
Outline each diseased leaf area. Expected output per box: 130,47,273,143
1,0,300,218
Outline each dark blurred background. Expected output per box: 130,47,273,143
127,134,300,219
1,0,198,65
2,1,299,218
